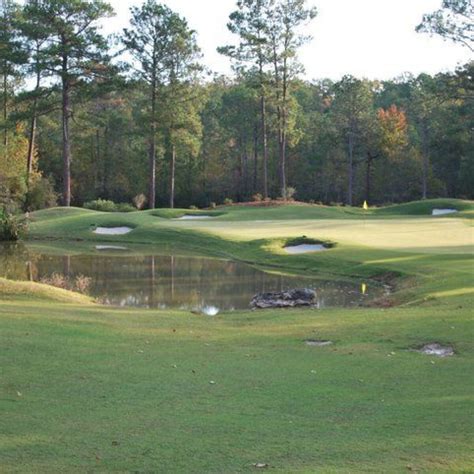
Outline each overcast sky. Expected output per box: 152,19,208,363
104,0,472,81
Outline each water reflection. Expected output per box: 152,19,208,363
0,243,379,310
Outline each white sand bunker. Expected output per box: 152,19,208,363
96,245,128,250
93,227,133,235
176,215,214,220
305,340,333,347
432,209,458,216
418,343,454,357
285,244,328,254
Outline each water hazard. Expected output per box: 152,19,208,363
0,243,381,311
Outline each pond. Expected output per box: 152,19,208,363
0,243,382,311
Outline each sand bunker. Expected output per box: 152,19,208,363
418,343,454,357
96,245,128,250
285,244,328,254
176,215,214,220
305,340,333,347
432,209,458,216
93,227,133,235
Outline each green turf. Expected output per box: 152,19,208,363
1,199,473,472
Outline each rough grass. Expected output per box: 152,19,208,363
1,199,473,472
0,277,93,305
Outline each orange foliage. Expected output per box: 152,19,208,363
377,105,408,159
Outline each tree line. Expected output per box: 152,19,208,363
0,0,473,212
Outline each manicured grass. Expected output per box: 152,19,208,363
1,199,473,472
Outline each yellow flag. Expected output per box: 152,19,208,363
363,201,369,210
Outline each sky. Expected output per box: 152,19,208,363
104,0,472,81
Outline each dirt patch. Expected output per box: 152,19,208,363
366,296,396,308
305,340,333,347
418,343,454,357
372,271,399,286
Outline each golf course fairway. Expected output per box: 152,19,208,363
1,199,473,472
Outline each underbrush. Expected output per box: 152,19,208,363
39,273,92,295
84,199,136,213
0,210,28,241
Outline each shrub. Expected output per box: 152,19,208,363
0,175,25,214
133,193,147,210
209,202,217,209
40,273,92,295
252,193,263,202
73,275,92,294
223,198,233,205
26,177,58,211
280,186,296,201
116,203,135,213
84,199,117,212
189,205,198,210
0,210,28,241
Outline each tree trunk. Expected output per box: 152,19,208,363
253,123,258,194
148,77,157,209
26,114,37,187
61,54,72,207
279,130,287,199
3,65,7,150
279,52,289,198
170,144,176,209
259,59,269,199
237,141,244,202
96,129,103,193
365,152,374,202
243,151,249,199
26,46,42,189
421,122,429,199
260,94,269,199
347,134,354,206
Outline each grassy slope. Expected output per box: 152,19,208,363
1,199,473,472
0,278,93,305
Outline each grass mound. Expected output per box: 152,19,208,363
0,277,93,304
373,198,473,217
150,209,226,219
30,206,99,221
